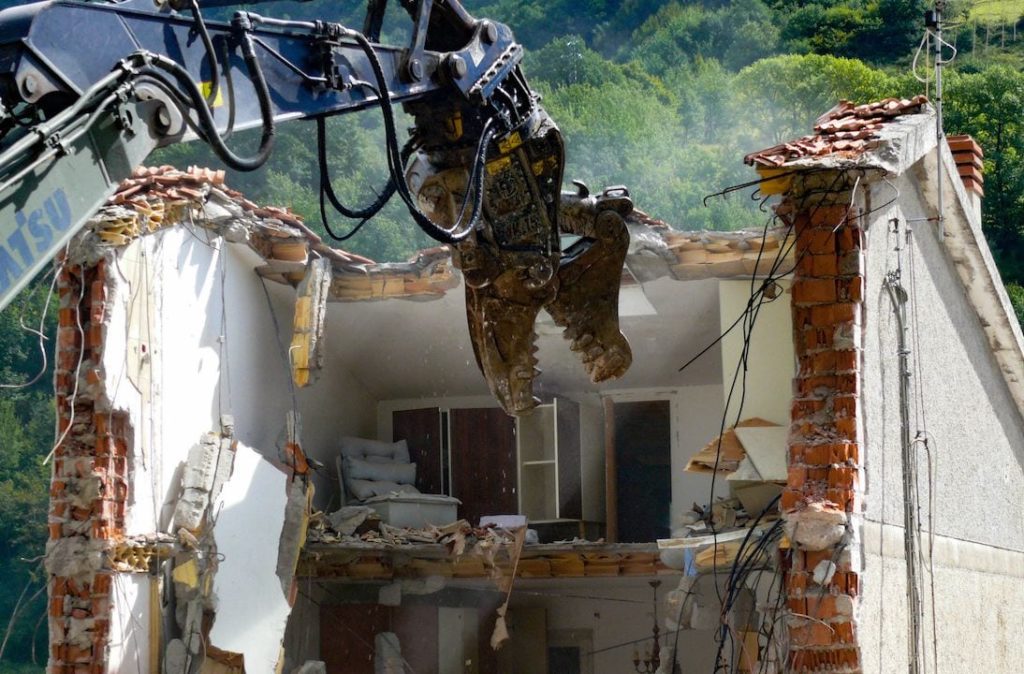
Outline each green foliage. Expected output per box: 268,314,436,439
0,280,53,667
733,54,901,142
942,65,1024,283
629,0,779,73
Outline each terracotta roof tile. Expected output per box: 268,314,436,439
744,95,929,168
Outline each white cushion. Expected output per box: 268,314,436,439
339,437,411,464
345,456,417,485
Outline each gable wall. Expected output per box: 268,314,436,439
857,172,1024,673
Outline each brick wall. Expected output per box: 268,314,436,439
781,199,863,673
48,257,130,674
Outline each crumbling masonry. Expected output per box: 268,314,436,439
47,257,130,674
781,188,863,672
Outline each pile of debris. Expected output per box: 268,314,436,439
307,506,521,557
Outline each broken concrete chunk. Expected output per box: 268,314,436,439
277,479,312,598
812,559,837,586
783,501,848,551
326,505,376,536
165,638,188,674
182,434,220,491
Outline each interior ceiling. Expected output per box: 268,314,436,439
325,276,724,401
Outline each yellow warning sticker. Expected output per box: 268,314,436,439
497,132,522,155
486,156,512,175
199,81,224,108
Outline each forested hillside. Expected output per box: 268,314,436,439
5,1,1024,667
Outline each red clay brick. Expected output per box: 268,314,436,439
834,418,858,438
788,571,809,594
810,253,840,277
787,597,807,615
807,466,828,482
829,466,857,489
798,228,836,255
833,395,857,417
49,596,65,617
809,204,851,228
781,489,802,511
803,549,832,571
792,399,826,419
832,620,856,643
89,281,106,307
837,276,864,302
792,278,838,304
788,467,807,489
837,226,862,252
92,574,112,595
805,593,838,619
789,622,835,647
803,444,832,466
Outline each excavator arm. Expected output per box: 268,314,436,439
0,0,632,415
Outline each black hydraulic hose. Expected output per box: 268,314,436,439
317,114,396,220
347,29,492,244
138,38,274,171
316,135,416,241
188,0,220,107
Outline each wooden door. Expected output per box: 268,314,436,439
450,408,517,526
393,407,442,495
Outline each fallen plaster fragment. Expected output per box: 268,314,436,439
208,443,294,674
783,501,847,551
276,478,312,597
812,559,837,586
375,633,403,674
292,662,326,674
290,257,332,388
173,433,235,532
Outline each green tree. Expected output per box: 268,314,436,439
943,65,1024,283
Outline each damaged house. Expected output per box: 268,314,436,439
43,97,1023,674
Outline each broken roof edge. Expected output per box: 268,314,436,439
75,165,795,303
751,99,1024,426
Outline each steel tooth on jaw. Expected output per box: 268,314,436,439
570,333,594,352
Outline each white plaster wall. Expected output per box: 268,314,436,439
718,279,794,427
102,228,376,534
862,177,1024,548
107,574,149,674
509,577,719,674
860,522,1024,674
859,176,1024,671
